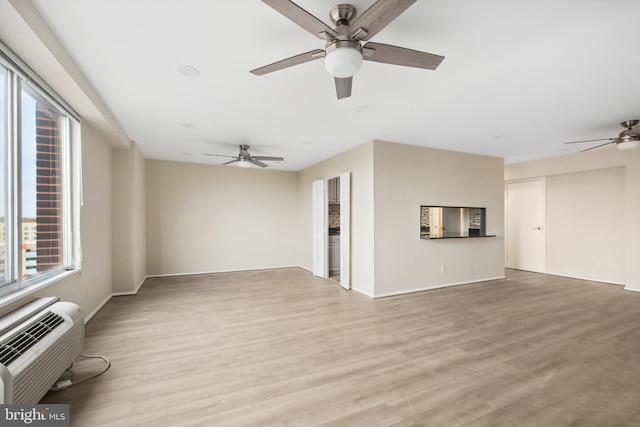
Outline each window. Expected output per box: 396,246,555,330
0,66,7,283
0,53,80,300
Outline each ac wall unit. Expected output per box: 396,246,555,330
0,297,84,404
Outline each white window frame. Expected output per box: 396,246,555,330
0,47,82,305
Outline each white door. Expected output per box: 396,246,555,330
339,172,350,290
312,180,327,277
506,179,545,272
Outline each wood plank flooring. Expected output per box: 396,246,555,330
41,268,640,426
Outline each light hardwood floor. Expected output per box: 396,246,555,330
41,268,640,426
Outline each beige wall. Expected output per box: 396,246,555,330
146,160,300,275
505,145,640,291
112,142,146,293
298,142,375,296
372,141,505,296
546,167,625,283
298,140,505,297
32,124,114,319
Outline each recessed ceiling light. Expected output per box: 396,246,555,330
181,152,192,156
178,65,200,77
354,105,370,113
182,123,196,129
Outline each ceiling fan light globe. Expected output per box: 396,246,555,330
237,159,252,168
616,138,640,151
324,46,363,78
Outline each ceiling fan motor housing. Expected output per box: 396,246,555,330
324,5,363,78
329,4,357,27
618,120,640,139
616,120,640,150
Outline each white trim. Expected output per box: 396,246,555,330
112,275,149,296
144,265,302,280
84,293,112,323
372,276,506,299
339,171,351,290
312,179,327,278
0,269,80,309
624,286,640,293
110,291,136,297
543,271,625,287
351,287,374,298
86,276,149,322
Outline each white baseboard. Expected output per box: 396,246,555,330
624,285,640,293
112,275,148,296
351,287,374,298
145,265,301,280
85,293,113,323
543,271,625,287
372,276,506,299
87,276,149,323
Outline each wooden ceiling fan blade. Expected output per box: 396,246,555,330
202,153,238,158
261,0,338,40
580,141,615,152
250,49,325,76
363,42,444,70
252,156,284,161
335,77,352,100
349,0,416,41
250,159,269,168
563,138,616,145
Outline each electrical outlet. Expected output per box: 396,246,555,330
441,265,446,273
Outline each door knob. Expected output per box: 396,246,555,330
533,226,542,230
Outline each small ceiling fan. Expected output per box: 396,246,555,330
564,120,640,152
202,145,284,168
250,0,445,99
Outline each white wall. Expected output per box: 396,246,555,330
372,141,505,296
298,142,375,296
145,160,300,276
505,145,640,291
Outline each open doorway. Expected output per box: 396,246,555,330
312,172,350,290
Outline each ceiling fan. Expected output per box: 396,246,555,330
250,0,445,99
564,120,640,152
202,145,284,168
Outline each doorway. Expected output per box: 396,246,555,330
506,179,545,272
312,172,350,290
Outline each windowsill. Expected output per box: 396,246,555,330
0,268,81,311
420,235,497,239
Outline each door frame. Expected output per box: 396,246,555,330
312,180,327,278
505,178,546,272
312,173,351,290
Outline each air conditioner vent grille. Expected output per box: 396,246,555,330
0,311,64,366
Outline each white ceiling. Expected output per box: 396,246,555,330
30,0,640,171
